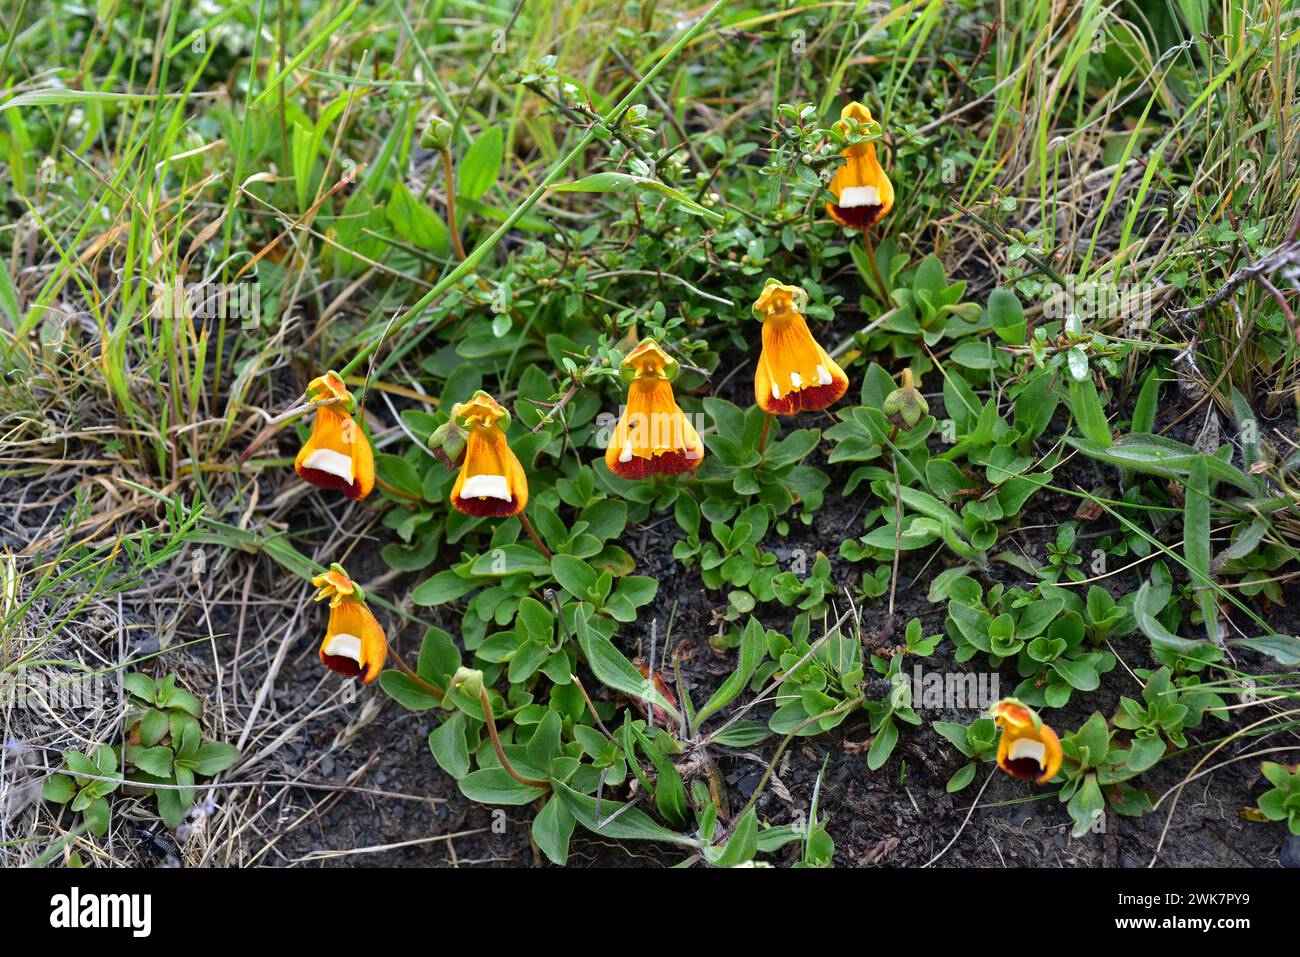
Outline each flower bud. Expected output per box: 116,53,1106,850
421,114,453,151
882,368,928,430
429,413,468,470
450,667,484,699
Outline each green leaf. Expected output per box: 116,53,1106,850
123,673,156,702
379,670,441,710
516,596,555,642
711,720,771,746
41,773,76,804
572,605,679,722
459,768,547,805
125,745,174,778
156,787,187,830
376,453,423,499
191,742,240,776
91,743,118,775
1064,433,1255,492
711,807,759,867
411,570,479,606
611,575,658,611
386,180,449,253
1126,735,1165,773
1074,713,1111,769
428,714,472,779
1050,657,1100,691
526,708,564,773
867,718,898,771
1184,455,1221,644
582,499,627,541
764,428,821,467
1131,369,1160,434
470,544,551,577
459,127,503,200
1067,773,1105,837
696,619,766,724
987,287,1027,345
65,751,97,777
1068,379,1111,448
551,781,699,847
1134,581,1206,654
946,762,977,792
531,795,576,866
551,554,597,597
1231,634,1300,665
417,627,461,684
83,796,111,837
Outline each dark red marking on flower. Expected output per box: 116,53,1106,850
297,466,365,500
321,653,364,678
1001,757,1043,780
764,379,847,415
452,493,521,517
608,448,703,479
829,202,886,231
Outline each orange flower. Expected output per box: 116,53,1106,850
605,339,704,479
825,101,894,231
312,564,387,684
449,391,528,517
752,280,849,415
992,699,1063,784
294,372,375,500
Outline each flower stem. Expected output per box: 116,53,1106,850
757,412,774,455
387,645,445,698
479,685,549,790
861,232,890,305
519,511,553,559
441,147,468,261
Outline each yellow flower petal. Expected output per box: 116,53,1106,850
319,597,387,684
605,339,703,478
605,378,704,478
825,101,894,231
993,700,1063,784
294,404,375,500
752,280,849,415
450,406,528,517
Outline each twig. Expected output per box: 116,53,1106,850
235,395,333,466
921,768,996,867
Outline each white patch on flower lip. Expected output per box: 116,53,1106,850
771,382,781,400
619,440,634,463
324,632,362,663
839,186,881,208
790,371,803,389
1008,737,1047,768
460,474,511,501
303,448,353,482
816,364,833,386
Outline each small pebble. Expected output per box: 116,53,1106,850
1281,832,1300,868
